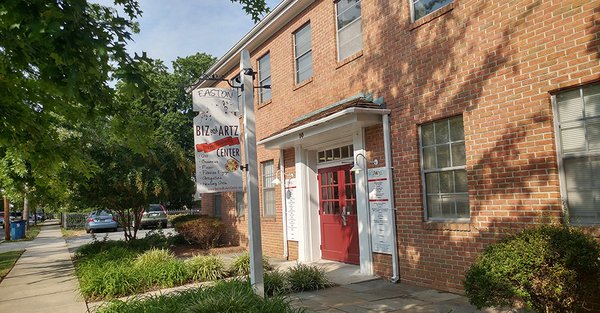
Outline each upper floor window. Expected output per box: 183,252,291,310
261,160,276,217
293,23,312,84
411,0,453,21
258,53,272,103
336,0,363,60
420,116,468,220
553,83,600,225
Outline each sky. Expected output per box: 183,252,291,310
119,0,281,70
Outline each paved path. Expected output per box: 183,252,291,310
0,224,87,313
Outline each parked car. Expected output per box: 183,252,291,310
139,204,168,229
85,209,118,233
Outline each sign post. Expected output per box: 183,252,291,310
240,50,264,297
367,167,393,254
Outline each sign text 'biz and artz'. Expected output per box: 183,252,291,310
192,88,243,193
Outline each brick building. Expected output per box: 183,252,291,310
193,0,600,293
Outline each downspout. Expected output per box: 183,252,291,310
383,114,400,283
279,149,289,259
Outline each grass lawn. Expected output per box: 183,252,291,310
24,225,41,240
61,228,86,238
0,250,24,282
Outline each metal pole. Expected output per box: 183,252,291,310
383,114,400,282
240,49,264,297
4,195,10,240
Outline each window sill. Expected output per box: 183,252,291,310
423,221,470,232
410,3,454,30
293,77,313,91
258,99,272,110
336,51,363,70
262,216,277,222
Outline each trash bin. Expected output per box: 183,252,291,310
10,220,26,240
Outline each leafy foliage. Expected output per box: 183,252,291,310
229,252,273,276
286,264,333,293
97,280,305,313
230,0,270,22
186,255,227,282
464,225,600,312
174,215,225,248
264,270,288,296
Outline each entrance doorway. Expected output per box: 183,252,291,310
318,165,359,264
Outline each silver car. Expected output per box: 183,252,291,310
85,210,118,233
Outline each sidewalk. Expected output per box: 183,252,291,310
0,224,87,313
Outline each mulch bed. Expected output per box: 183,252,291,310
170,245,246,258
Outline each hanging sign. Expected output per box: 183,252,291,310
192,88,243,193
368,167,393,254
285,178,299,241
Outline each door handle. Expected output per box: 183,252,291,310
341,206,347,226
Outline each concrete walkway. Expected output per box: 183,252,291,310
0,224,87,313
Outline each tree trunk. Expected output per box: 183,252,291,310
22,192,29,231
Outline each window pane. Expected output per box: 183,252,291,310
587,119,600,150
295,24,311,56
337,0,361,29
437,145,450,168
338,20,363,60
439,171,452,193
454,170,468,192
451,142,466,166
236,192,245,216
584,84,600,118
427,196,441,218
449,116,464,141
557,89,583,122
425,172,439,193
423,146,436,169
421,123,434,146
435,120,449,144
319,151,325,163
561,126,586,153
413,0,453,20
297,52,313,82
441,195,456,217
564,157,594,190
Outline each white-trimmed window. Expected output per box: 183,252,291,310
258,53,272,103
236,191,245,217
293,23,312,84
420,116,469,220
411,0,453,21
554,83,600,224
336,0,363,61
261,160,276,216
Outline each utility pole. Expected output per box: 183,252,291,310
3,192,10,240
241,49,264,297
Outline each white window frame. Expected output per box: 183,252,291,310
419,116,469,221
552,83,600,225
293,22,312,84
410,0,453,22
258,52,272,103
236,191,245,217
261,160,276,217
213,193,221,218
335,0,363,61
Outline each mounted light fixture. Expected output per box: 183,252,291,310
272,170,294,185
350,153,379,173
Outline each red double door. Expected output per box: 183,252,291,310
318,165,359,265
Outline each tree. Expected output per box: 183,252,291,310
231,0,270,22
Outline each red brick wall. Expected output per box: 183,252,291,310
202,0,600,293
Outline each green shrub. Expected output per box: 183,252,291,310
97,281,305,313
170,213,203,228
186,255,227,281
229,252,273,276
133,249,189,288
286,263,332,292
264,270,289,296
464,225,600,312
174,215,225,248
